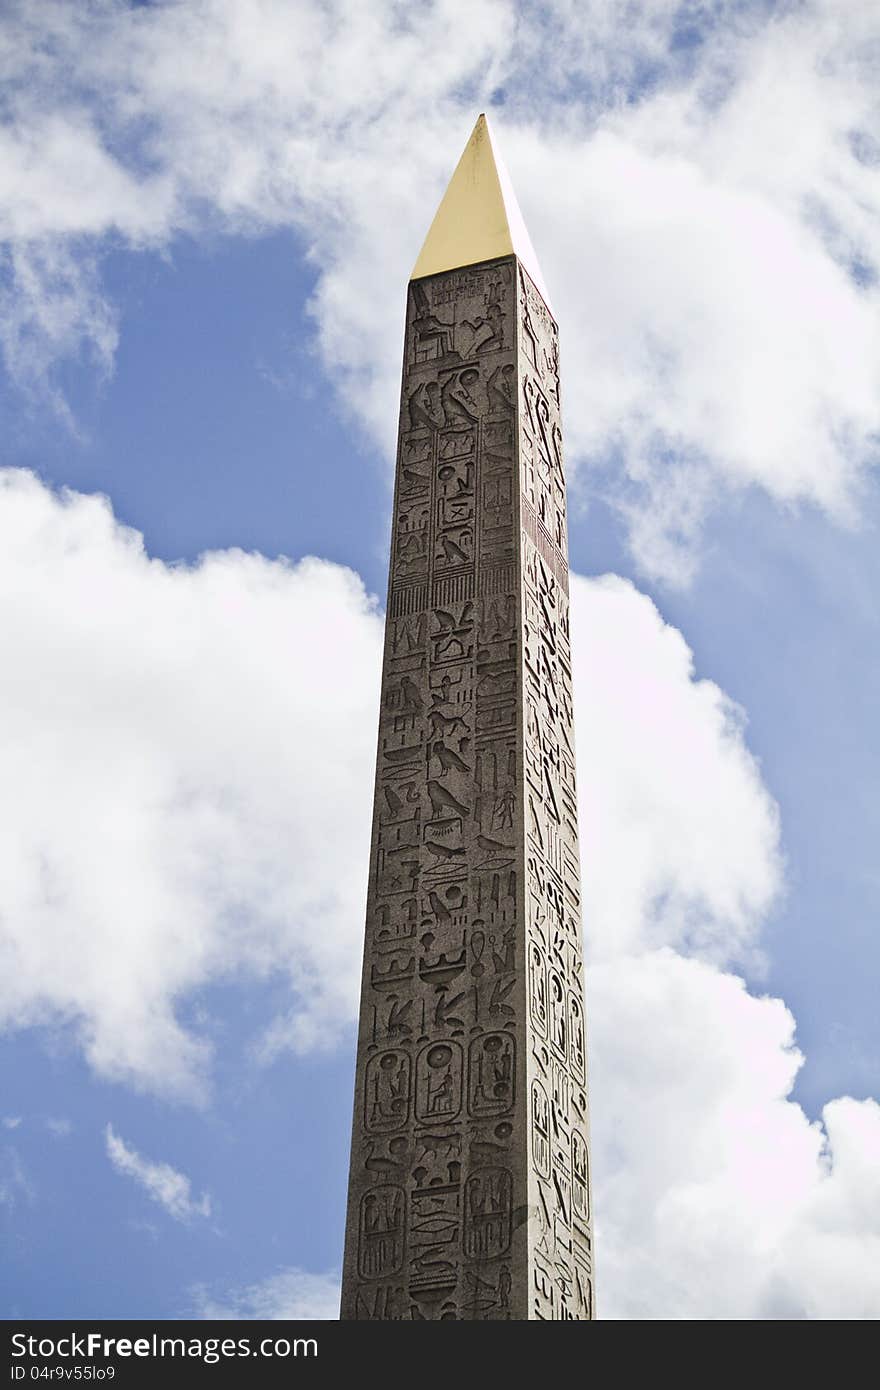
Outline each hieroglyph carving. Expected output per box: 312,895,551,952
341,258,593,1320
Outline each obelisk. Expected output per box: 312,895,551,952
340,115,594,1320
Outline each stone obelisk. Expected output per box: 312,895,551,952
340,115,593,1320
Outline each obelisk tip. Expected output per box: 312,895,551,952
411,113,553,312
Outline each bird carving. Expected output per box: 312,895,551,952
432,741,470,776
424,840,465,863
476,834,513,855
428,891,451,923
427,781,468,818
437,534,469,565
402,465,431,488
363,1139,406,1181
433,602,473,631
399,676,422,711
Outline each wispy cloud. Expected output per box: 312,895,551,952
105,1125,211,1223
2,1116,22,1130
0,0,877,577
192,1268,340,1320
0,1147,34,1211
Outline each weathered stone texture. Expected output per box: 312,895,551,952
340,256,593,1320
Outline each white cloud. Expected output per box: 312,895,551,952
1,0,878,577
537,5,880,582
45,1117,72,1138
590,952,880,1319
2,1116,22,1130
0,469,875,1315
0,0,875,1320
0,241,117,429
570,573,781,968
105,1124,211,1223
193,1268,340,1320
566,574,880,1317
0,1147,34,1211
0,468,382,1101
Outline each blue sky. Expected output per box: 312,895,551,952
1,0,879,1320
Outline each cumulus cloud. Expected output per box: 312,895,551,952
590,952,880,1318
0,0,876,1323
1,0,878,578
566,575,880,1317
193,1268,340,1320
105,1124,210,1222
0,468,382,1101
570,573,781,967
0,469,876,1315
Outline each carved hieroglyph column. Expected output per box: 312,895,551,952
340,115,594,1321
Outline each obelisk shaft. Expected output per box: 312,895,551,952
340,245,593,1318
